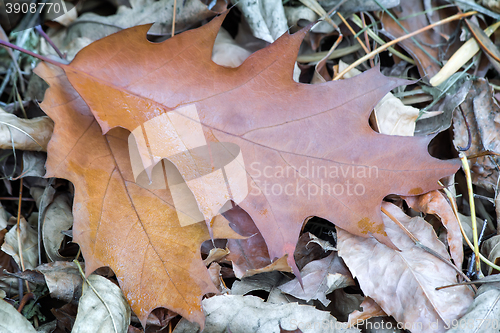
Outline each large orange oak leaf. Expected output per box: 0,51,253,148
34,63,243,328
37,12,460,326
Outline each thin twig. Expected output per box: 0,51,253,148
337,12,370,54
334,11,477,80
35,25,65,59
361,13,374,68
172,0,177,37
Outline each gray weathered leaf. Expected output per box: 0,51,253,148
446,284,500,333
279,252,353,306
0,298,36,332
172,295,359,333
72,274,130,333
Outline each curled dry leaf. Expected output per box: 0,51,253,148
294,232,334,270
337,202,474,333
230,271,284,296
225,206,289,279
1,217,38,270
172,295,358,333
72,274,131,333
0,298,36,333
481,235,500,275
21,152,47,178
279,251,354,306
208,262,229,294
346,297,387,328
42,193,74,262
203,247,230,266
446,284,500,333
373,93,420,136
211,28,252,68
0,108,54,152
403,190,464,268
453,78,500,192
36,261,83,303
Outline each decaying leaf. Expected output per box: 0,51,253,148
34,62,242,328
380,1,460,78
36,261,83,303
36,12,460,327
230,271,284,296
279,252,354,306
446,284,500,333
346,297,387,328
1,217,38,269
72,274,130,333
172,295,358,333
0,108,54,152
453,78,500,192
403,190,464,268
0,298,36,333
236,0,288,43
481,235,500,275
337,202,474,332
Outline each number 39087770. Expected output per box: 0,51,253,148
5,2,64,14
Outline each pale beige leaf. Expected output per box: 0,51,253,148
374,93,420,136
0,108,53,152
337,202,474,333
347,297,387,327
481,235,500,275
279,252,354,306
212,28,252,68
0,298,36,333
1,217,38,269
203,247,230,266
72,274,130,333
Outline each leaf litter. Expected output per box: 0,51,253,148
1,0,500,332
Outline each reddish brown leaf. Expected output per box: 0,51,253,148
403,190,463,268
37,12,459,327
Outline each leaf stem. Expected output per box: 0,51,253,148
0,39,63,67
333,11,477,80
459,152,482,276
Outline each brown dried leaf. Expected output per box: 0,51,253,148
403,190,464,268
453,79,500,192
337,202,474,333
346,297,387,328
